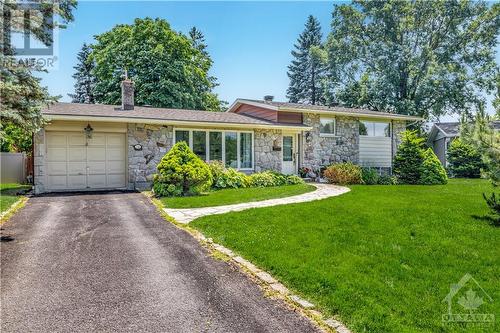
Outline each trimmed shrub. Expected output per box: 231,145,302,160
324,162,363,185
362,168,379,185
393,130,425,184
447,138,483,178
153,141,212,196
378,174,396,185
420,148,448,185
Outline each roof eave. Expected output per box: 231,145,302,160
43,114,312,131
279,107,423,121
227,99,279,113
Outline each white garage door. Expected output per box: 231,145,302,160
46,131,126,191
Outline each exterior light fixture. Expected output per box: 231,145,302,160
84,123,94,139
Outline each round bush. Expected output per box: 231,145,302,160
153,142,212,196
361,168,379,185
324,162,363,185
249,171,277,187
420,148,448,185
447,138,483,178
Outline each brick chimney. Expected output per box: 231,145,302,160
121,79,134,110
264,95,274,102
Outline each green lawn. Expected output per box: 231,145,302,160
160,183,315,208
191,179,499,333
0,183,30,213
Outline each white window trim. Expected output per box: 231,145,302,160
173,128,254,171
319,117,338,137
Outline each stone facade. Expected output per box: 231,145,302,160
254,129,282,172
392,120,407,156
301,113,359,170
33,129,46,194
127,123,174,189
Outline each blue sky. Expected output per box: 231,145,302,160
39,1,497,120
40,1,334,103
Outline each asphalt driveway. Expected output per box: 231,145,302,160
0,192,320,333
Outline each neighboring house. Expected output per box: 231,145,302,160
428,122,500,166
33,80,421,193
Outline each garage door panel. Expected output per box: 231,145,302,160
68,175,87,188
47,134,67,146
47,162,67,175
107,148,125,161
107,134,125,146
67,162,86,175
108,174,125,187
47,175,67,189
47,147,67,161
68,134,86,146
87,175,106,188
87,147,106,161
68,147,86,162
88,161,106,174
88,134,106,146
106,161,125,173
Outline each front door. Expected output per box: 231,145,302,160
282,134,296,174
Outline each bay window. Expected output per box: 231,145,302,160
174,129,254,170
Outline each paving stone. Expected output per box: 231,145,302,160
269,282,289,295
256,271,277,284
289,295,314,308
233,256,261,273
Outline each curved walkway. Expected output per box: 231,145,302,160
164,183,350,224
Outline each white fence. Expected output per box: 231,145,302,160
1,152,27,183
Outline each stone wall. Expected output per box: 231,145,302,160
301,114,359,170
254,129,282,172
392,120,407,155
33,129,46,194
127,123,173,189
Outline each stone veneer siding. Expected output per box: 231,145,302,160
127,123,174,189
254,129,282,172
301,113,359,170
391,120,407,156
33,129,46,194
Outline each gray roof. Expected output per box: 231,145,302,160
42,102,308,128
435,121,500,137
233,99,423,121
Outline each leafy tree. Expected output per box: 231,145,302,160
447,138,483,178
420,148,447,185
287,15,326,105
325,0,500,119
153,142,212,196
90,18,224,111
1,1,76,140
69,43,96,103
461,107,500,221
393,130,425,184
0,124,33,153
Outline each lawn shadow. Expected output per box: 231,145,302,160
471,214,500,227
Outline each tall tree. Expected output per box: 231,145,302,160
90,18,224,111
0,1,77,141
69,43,96,103
287,15,326,105
326,0,500,119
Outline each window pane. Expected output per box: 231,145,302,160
283,136,293,162
374,122,390,137
320,118,335,134
359,121,369,136
193,131,206,160
209,132,222,161
175,130,190,144
240,133,252,169
225,132,237,168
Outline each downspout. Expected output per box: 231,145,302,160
391,120,394,174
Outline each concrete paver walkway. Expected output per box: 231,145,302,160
164,183,350,224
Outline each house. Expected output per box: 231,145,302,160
428,122,500,166
33,80,421,193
